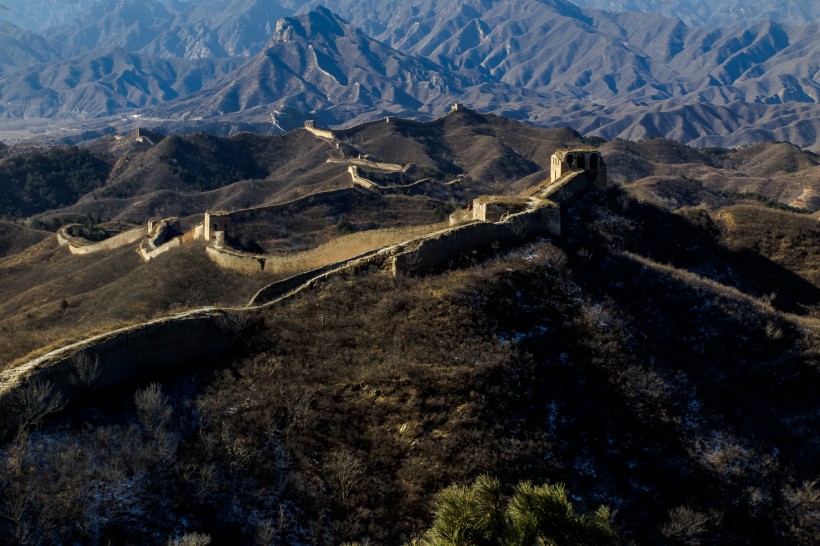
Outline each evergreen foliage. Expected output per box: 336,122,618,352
421,475,619,546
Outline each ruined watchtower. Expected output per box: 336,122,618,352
551,149,607,192
204,211,231,242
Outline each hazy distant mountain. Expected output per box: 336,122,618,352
0,47,237,118
169,6,468,125
0,20,72,72
304,0,819,106
571,0,820,28
0,0,817,151
290,1,819,149
0,0,102,31
47,0,176,52
47,0,291,60
140,0,292,59
0,0,212,31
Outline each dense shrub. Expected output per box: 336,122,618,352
0,147,111,217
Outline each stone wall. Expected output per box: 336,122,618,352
345,157,406,173
204,211,232,241
0,310,237,435
473,196,533,222
139,237,182,261
541,171,594,205
248,266,339,305
138,218,183,261
57,225,146,255
181,224,204,244
304,124,336,141
349,166,377,189
393,204,560,275
207,223,447,276
205,188,357,242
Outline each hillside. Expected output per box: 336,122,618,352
0,112,819,544
1,191,818,545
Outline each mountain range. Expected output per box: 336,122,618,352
0,0,818,150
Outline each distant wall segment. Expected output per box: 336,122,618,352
137,218,184,261
304,120,336,141
56,225,146,255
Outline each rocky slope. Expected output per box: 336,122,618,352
0,1,818,149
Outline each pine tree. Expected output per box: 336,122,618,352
420,475,619,546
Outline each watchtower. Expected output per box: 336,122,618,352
204,211,232,241
551,149,607,191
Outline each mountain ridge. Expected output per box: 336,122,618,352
0,1,817,151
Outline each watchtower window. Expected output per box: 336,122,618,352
578,154,586,170
213,224,218,231
567,154,575,168
590,154,599,169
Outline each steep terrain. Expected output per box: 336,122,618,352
0,47,239,118
47,0,290,60
300,0,820,149
1,1,818,150
571,0,820,28
0,0,99,31
168,7,468,125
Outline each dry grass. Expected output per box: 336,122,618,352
0,240,284,370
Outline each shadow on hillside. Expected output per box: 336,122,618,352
574,187,820,315
564,190,820,467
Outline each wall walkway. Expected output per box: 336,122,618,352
206,222,448,275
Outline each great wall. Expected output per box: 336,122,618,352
0,106,606,434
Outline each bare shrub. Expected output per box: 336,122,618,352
15,379,65,430
286,389,316,433
134,383,173,437
661,505,717,545
255,518,277,546
781,480,820,545
166,532,211,546
323,448,366,506
765,321,783,341
70,350,100,385
0,484,37,546
0,320,20,336
216,311,252,336
399,247,423,274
